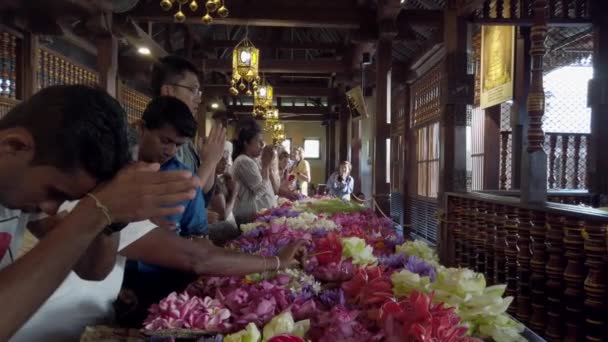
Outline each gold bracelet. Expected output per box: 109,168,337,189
86,193,112,225
274,256,281,272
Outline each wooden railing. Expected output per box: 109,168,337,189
474,0,590,23
444,192,608,341
480,189,594,206
118,83,150,123
500,131,590,190
37,48,98,88
0,30,20,118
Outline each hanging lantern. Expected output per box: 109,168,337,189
230,37,260,96
271,122,286,145
253,81,273,118
160,0,229,24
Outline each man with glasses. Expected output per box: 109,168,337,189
150,56,203,177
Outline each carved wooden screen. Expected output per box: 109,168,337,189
0,30,20,118
119,83,150,123
474,0,590,22
37,48,98,89
410,62,443,199
410,63,443,129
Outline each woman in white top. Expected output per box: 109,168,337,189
231,119,277,224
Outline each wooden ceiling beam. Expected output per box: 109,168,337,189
126,1,368,29
199,39,344,51
232,113,329,122
113,17,169,58
229,105,330,115
203,84,337,97
202,59,349,74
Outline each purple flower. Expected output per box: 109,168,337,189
318,288,345,308
311,227,329,237
404,255,437,281
377,254,408,269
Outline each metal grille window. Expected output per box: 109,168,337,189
408,198,438,244
416,122,440,198
499,102,513,190
470,107,485,191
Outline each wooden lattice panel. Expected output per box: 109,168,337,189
411,63,443,128
0,30,20,117
37,48,98,89
473,32,482,106
119,84,150,123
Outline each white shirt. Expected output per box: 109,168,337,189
0,206,28,270
4,201,156,342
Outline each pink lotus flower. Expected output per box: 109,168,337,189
144,292,231,332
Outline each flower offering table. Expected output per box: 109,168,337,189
139,197,537,341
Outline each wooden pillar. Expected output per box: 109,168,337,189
511,27,531,190
588,0,608,203
484,105,501,189
351,119,362,193
438,7,471,263
325,118,337,178
373,37,392,212
19,32,38,99
521,0,548,204
96,35,118,97
439,9,470,197
339,104,349,163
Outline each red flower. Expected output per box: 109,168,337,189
341,267,393,308
380,292,471,342
314,232,342,265
267,335,305,342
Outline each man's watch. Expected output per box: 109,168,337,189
103,222,128,235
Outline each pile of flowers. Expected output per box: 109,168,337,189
143,197,526,342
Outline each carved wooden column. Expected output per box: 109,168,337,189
485,202,497,284
500,132,509,190
573,135,582,189
562,217,586,341
373,36,393,215
504,207,520,315
516,209,532,323
548,134,557,189
521,0,548,204
474,202,487,273
583,221,608,340
493,204,508,285
529,210,548,333
439,6,470,200
453,198,465,267
96,35,118,97
461,200,474,268
588,0,608,202
19,32,38,99
545,214,566,340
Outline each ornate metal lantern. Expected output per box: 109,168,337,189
253,82,273,118
230,37,260,96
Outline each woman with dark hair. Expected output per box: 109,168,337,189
231,119,277,223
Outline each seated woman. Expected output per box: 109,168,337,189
326,161,355,201
207,152,240,245
231,119,277,224
291,146,311,196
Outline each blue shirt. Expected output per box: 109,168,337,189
160,157,211,236
136,157,212,276
327,172,354,201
